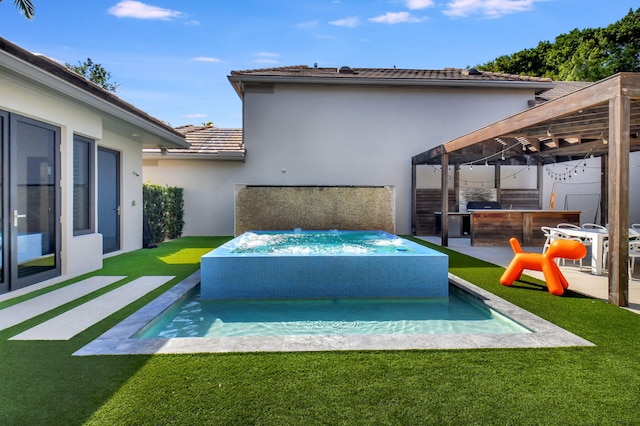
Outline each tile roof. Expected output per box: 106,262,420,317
230,65,554,83
535,81,594,103
143,125,244,160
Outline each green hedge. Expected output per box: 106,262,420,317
143,183,184,245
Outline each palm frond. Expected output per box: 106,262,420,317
14,0,35,19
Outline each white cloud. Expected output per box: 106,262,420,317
369,12,425,24
193,57,222,63
443,0,539,18
184,113,208,119
404,0,435,10
329,17,359,28
107,1,183,20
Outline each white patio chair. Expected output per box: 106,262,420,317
631,223,640,232
551,229,588,271
602,238,640,280
541,226,554,254
557,223,581,229
582,223,608,232
630,239,640,280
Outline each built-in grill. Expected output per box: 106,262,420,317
466,201,502,210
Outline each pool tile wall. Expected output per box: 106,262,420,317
200,231,448,299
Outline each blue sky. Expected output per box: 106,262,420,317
1,0,638,128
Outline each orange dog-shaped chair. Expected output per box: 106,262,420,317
500,237,587,296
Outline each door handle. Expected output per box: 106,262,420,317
13,210,26,227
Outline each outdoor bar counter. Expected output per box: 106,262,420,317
469,209,581,247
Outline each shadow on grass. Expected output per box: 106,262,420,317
0,236,231,426
506,279,592,299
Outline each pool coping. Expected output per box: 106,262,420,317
73,271,594,355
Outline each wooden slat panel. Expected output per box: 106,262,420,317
415,189,455,235
501,189,540,210
471,211,524,246
471,210,580,246
528,212,580,246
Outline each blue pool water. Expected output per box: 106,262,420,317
134,285,531,339
229,230,412,254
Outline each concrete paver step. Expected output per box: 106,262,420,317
0,276,126,332
10,276,174,341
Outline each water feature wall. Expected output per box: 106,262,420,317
234,185,395,236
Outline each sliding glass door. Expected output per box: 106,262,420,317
0,112,61,292
0,111,7,293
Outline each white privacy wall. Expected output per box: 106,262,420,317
415,153,640,225
145,83,539,235
143,159,245,236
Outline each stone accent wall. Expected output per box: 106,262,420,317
234,185,396,235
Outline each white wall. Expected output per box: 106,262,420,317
416,153,640,225
143,158,245,236
144,83,538,236
416,164,538,190
1,71,146,282
541,154,640,225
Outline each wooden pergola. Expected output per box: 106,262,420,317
411,73,640,307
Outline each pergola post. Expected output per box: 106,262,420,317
495,160,501,203
537,163,544,209
608,95,630,307
411,163,417,235
454,164,460,211
600,155,608,226
441,152,449,247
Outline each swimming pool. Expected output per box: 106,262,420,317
133,284,530,339
200,230,449,299
74,271,594,355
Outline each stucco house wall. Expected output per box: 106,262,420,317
0,37,187,293
145,81,541,236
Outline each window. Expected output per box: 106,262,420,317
73,135,94,235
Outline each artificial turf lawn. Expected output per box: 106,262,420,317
1,236,640,425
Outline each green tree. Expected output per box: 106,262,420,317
478,8,640,81
65,58,120,93
2,0,35,19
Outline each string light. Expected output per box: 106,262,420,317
544,145,595,182
425,142,598,186
461,139,523,169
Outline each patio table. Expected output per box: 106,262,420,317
551,227,640,276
